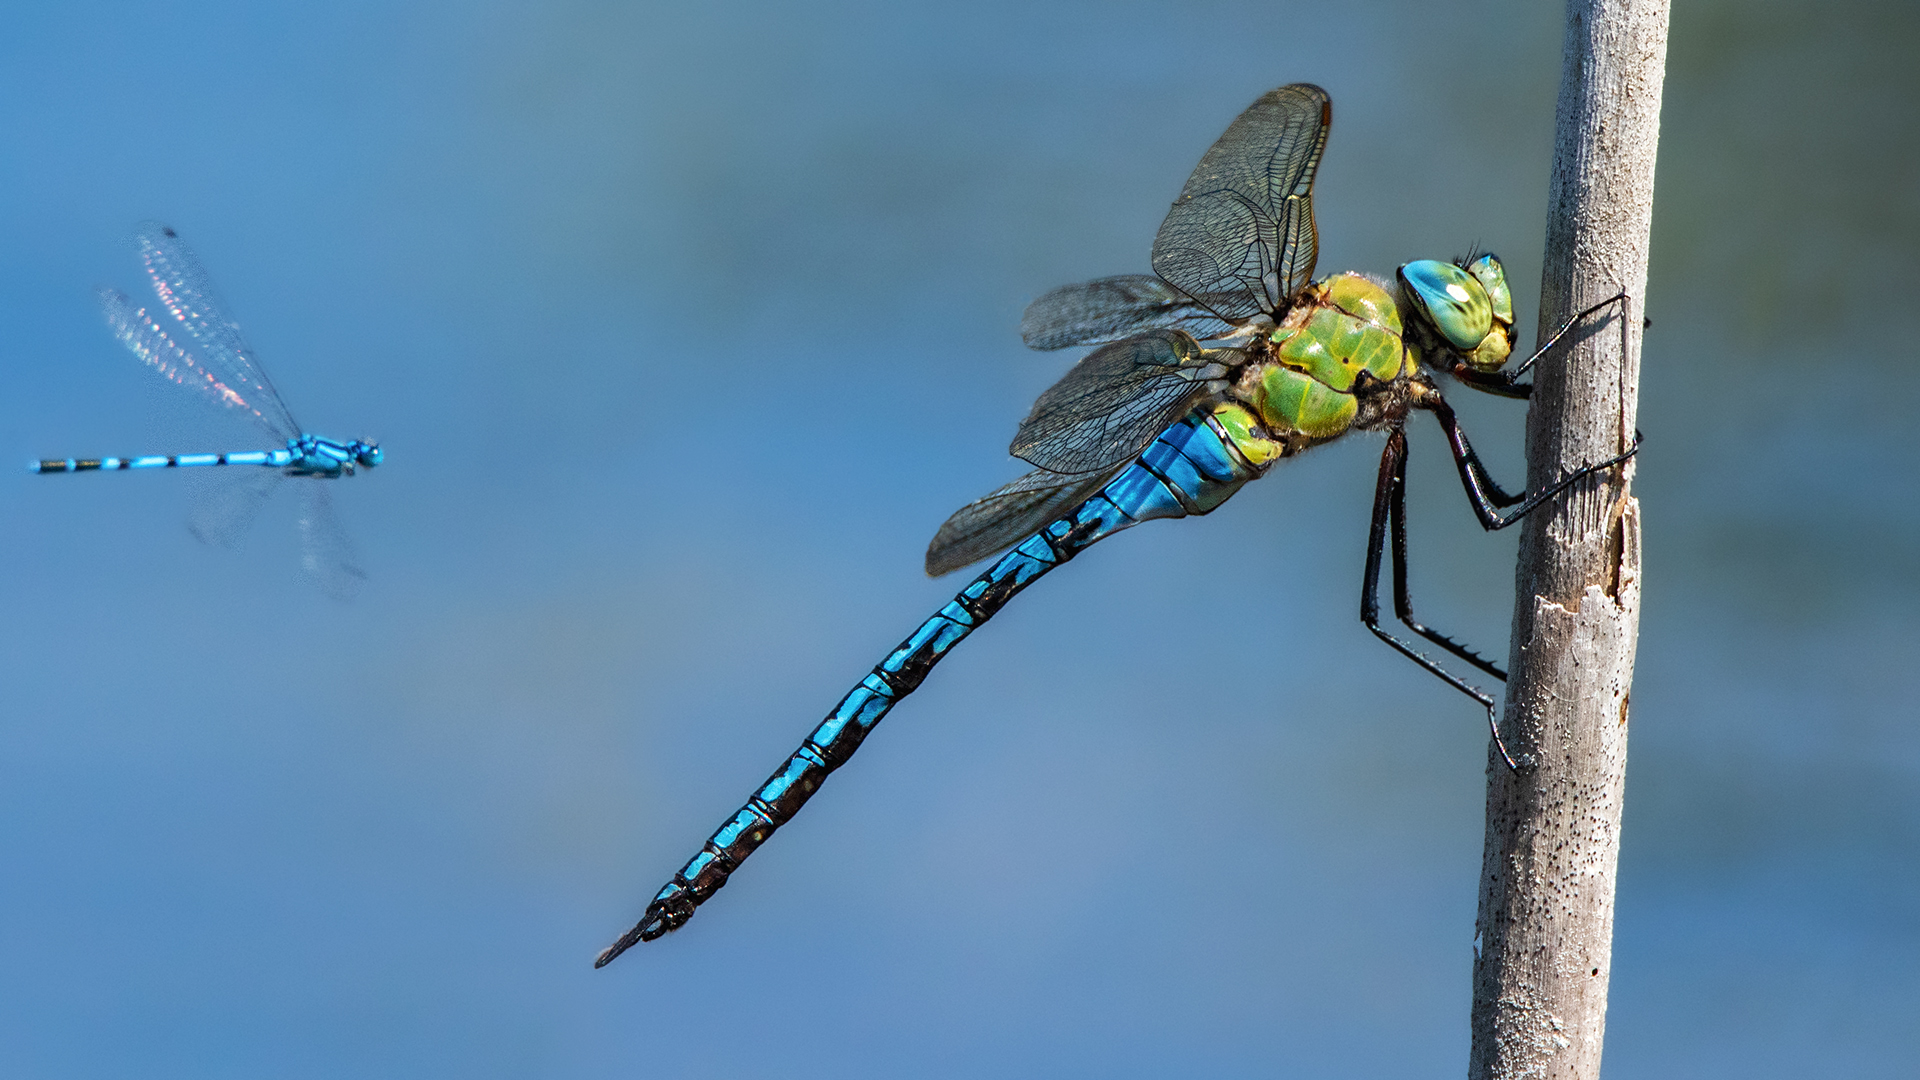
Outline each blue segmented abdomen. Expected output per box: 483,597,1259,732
599,408,1266,964
31,449,294,473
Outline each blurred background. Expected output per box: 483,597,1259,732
1,0,1914,1076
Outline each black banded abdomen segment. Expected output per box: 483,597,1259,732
629,532,1068,942
31,450,287,473
600,410,1267,963
34,456,167,472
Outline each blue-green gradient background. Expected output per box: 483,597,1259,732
3,1,1915,1076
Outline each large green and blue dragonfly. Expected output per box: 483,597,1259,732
599,83,1634,965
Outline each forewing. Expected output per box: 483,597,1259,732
98,287,288,442
1149,83,1330,322
1010,330,1233,476
297,481,368,602
924,465,1125,577
128,223,302,439
1020,274,1240,350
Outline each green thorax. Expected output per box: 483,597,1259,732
1240,272,1415,441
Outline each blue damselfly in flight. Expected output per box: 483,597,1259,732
33,224,381,599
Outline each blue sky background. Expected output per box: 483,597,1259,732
1,1,1915,1076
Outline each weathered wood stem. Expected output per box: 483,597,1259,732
1468,1,1668,1077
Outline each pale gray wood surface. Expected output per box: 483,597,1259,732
1469,0,1669,1077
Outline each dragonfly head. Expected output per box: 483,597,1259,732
349,440,383,468
1398,254,1515,373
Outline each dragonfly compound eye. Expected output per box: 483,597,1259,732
1399,259,1516,372
1458,254,1516,372
1463,254,1513,325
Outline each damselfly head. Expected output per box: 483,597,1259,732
1397,255,1516,373
350,440,382,468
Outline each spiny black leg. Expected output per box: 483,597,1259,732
1449,367,1534,399
1512,290,1631,378
1421,394,1641,532
1452,290,1632,394
1361,427,1522,771
1387,434,1508,681
1425,394,1525,517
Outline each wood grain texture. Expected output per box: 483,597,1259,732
1469,1,1668,1077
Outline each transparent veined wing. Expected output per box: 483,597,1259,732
185,468,283,549
1020,275,1242,350
127,223,302,440
925,464,1128,577
98,286,292,442
1010,330,1234,477
1149,83,1330,324
296,481,368,602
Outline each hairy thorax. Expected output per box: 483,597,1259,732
1223,272,1425,459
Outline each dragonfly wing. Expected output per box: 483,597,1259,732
185,468,283,548
296,481,367,601
1010,330,1235,476
1149,83,1330,323
925,464,1126,577
1020,274,1242,350
125,223,302,440
98,287,287,442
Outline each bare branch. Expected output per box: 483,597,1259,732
1469,1,1669,1077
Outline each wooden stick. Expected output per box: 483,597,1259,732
1469,1,1669,1076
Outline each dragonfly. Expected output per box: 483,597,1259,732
598,83,1636,966
33,223,382,599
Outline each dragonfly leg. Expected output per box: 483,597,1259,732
1452,290,1632,394
1449,367,1533,400
1361,427,1523,771
1386,433,1508,681
1421,395,1641,532
1511,290,1631,379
